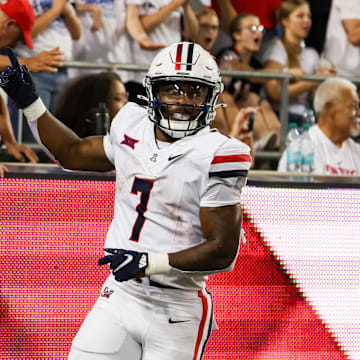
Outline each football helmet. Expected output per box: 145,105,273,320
144,42,224,138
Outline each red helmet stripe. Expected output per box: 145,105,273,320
175,43,183,70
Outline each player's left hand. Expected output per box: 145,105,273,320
98,248,149,282
0,47,39,109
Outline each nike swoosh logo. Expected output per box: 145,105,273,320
168,318,190,324
114,254,133,273
168,154,183,161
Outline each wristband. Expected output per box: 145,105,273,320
23,97,46,122
145,253,170,276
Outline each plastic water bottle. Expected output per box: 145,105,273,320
286,123,301,172
300,124,315,173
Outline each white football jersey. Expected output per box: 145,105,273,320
103,102,251,289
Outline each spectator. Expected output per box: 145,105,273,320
0,0,64,72
263,0,336,127
69,0,162,82
278,77,360,175
0,0,34,50
126,0,199,84
70,0,130,81
54,72,128,137
322,0,360,77
193,7,219,54
193,7,255,160
218,13,281,151
13,0,81,112
210,0,282,61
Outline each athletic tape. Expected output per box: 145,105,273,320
23,97,46,122
145,253,170,276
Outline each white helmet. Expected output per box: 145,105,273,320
144,41,224,138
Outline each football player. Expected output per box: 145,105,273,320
0,42,252,359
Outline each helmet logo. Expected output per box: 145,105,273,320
174,42,195,71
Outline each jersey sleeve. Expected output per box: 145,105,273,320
103,134,115,165
200,138,252,207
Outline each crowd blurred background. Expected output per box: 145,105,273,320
1,0,360,173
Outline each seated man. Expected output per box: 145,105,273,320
278,77,360,175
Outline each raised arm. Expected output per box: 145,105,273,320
0,48,113,172
31,0,67,37
182,0,199,41
126,4,165,51
213,0,237,34
139,0,187,33
62,3,82,40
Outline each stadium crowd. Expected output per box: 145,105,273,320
1,0,360,175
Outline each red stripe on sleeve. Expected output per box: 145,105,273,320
175,43,183,70
193,291,208,360
211,154,252,164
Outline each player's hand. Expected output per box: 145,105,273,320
0,47,39,109
98,248,149,282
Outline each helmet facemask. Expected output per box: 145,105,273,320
144,42,224,139
149,80,215,138
146,78,223,139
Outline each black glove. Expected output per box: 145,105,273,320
98,248,149,282
0,47,39,109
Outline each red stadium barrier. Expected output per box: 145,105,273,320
0,177,355,359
